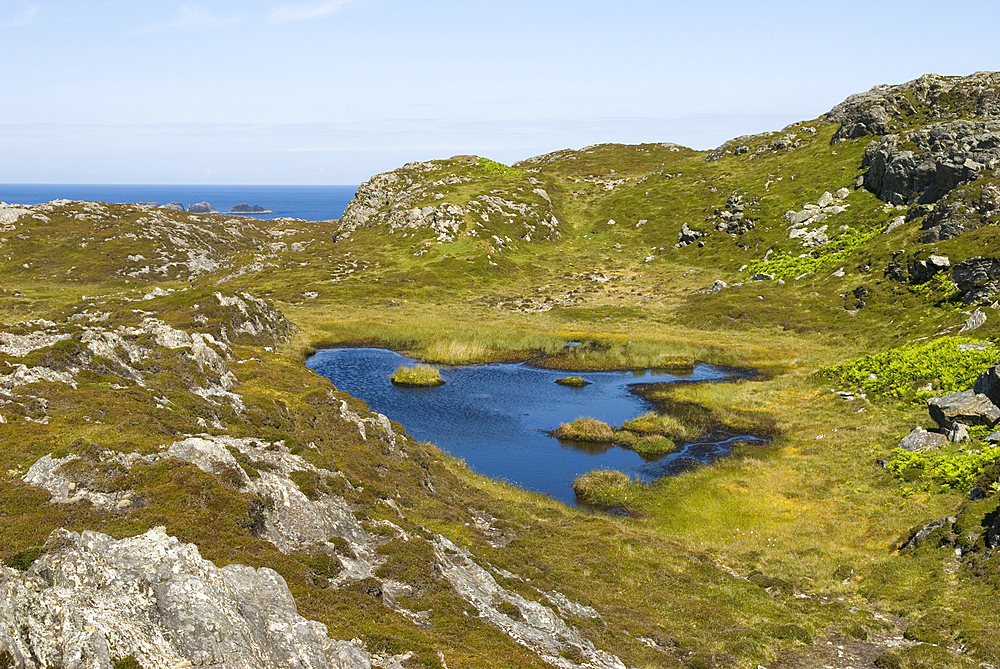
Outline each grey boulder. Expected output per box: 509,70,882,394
927,389,1000,429
897,427,949,452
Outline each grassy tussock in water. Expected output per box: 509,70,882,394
572,469,638,506
551,417,614,442
389,364,444,387
621,410,696,441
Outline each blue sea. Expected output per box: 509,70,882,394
0,184,359,221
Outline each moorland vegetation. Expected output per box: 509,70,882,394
2,72,1000,668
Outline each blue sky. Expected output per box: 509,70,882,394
1,1,998,184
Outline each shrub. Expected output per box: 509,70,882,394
824,337,1000,399
389,364,444,387
885,446,1000,492
551,417,614,442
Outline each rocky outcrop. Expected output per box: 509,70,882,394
908,254,951,283
0,527,372,669
784,188,852,247
927,389,1000,429
337,161,560,245
432,535,627,669
919,179,1000,242
21,428,632,669
861,120,1000,205
974,364,1000,406
952,257,1000,304
676,222,703,247
827,71,1000,143
711,192,756,235
229,204,273,214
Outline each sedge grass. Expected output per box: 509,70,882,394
551,417,614,442
389,364,444,387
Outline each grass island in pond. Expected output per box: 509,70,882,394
389,364,445,387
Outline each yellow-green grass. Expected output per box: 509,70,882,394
389,364,445,387
551,417,614,442
555,376,590,387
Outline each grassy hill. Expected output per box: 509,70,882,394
2,72,1000,668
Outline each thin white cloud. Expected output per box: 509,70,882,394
132,3,246,33
2,6,39,27
266,0,369,24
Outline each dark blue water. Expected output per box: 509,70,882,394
307,348,761,505
0,184,358,221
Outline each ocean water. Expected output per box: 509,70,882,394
0,184,358,221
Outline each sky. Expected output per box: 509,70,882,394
1,1,998,185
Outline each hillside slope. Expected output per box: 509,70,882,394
2,72,1000,669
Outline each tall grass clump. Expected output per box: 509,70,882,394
573,469,638,507
621,411,694,441
551,418,614,442
389,365,444,387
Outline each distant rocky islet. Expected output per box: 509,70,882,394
145,201,273,215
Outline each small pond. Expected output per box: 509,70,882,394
307,348,762,506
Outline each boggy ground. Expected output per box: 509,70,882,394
3,73,1000,668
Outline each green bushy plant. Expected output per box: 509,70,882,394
824,337,999,399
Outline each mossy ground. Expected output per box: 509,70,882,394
3,100,1000,667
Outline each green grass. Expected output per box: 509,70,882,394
824,336,1000,400
7,83,1000,668
551,417,614,442
389,364,445,387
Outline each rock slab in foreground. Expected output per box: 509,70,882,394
0,527,371,669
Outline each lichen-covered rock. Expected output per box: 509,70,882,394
0,528,372,669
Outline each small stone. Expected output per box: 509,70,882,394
960,308,987,333
817,191,834,207
884,216,906,233
835,187,850,199
947,423,970,443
